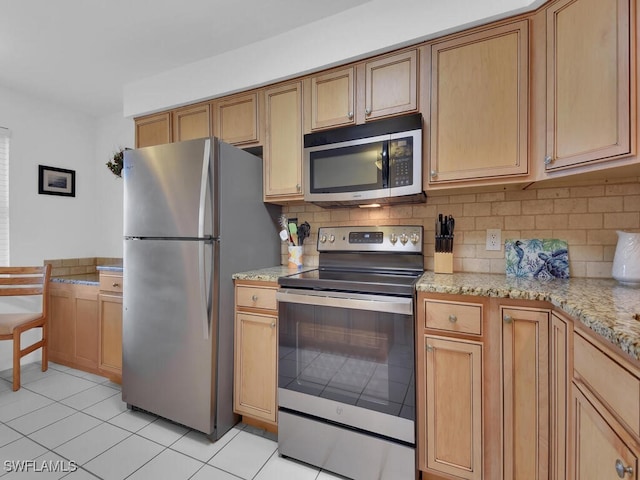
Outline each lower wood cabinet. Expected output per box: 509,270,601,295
97,271,123,382
233,280,278,428
48,282,98,372
501,306,550,480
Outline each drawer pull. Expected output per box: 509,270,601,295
251,295,258,302
503,314,513,324
448,314,457,323
112,283,120,288
615,459,633,478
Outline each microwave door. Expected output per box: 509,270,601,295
307,137,389,201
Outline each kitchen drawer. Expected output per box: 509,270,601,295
574,331,640,436
424,300,482,335
99,273,123,294
236,285,277,311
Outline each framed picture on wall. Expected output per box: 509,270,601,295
38,165,76,197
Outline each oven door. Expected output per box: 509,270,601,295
276,289,415,444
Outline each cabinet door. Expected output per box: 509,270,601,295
551,313,571,480
429,21,529,184
74,288,98,370
263,81,303,200
172,103,210,142
98,293,122,380
422,335,483,480
362,50,417,121
573,386,639,480
234,312,277,423
307,67,355,131
502,306,550,480
213,92,261,145
135,112,171,148
48,285,75,365
545,0,632,170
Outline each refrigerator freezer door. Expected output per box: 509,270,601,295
122,238,218,434
123,138,215,238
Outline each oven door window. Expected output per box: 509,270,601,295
279,302,414,420
308,140,387,193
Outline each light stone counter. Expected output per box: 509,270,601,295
416,272,640,361
232,266,315,282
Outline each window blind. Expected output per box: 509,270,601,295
0,127,9,265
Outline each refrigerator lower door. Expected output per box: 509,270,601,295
122,238,218,434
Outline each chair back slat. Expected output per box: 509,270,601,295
0,266,51,297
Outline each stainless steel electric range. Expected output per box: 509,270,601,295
276,225,423,480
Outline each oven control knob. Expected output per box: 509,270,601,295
320,234,327,244
410,233,420,245
400,233,408,245
329,234,336,243
390,233,398,245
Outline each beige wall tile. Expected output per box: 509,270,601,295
283,177,639,278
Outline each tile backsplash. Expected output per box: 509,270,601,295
282,178,640,278
44,257,122,277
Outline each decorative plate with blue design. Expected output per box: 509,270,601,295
505,239,570,279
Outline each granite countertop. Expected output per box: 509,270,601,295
416,272,640,361
232,265,315,282
96,264,123,273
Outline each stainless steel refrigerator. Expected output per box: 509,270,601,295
122,137,280,439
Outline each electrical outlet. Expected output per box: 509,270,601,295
486,229,502,251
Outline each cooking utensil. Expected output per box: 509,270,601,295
297,221,311,245
289,222,298,246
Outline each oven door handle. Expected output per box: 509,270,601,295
276,289,413,315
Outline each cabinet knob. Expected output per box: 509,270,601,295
251,295,258,302
615,459,634,478
365,108,371,116
112,283,120,288
503,314,513,324
426,345,434,352
544,155,553,165
270,321,276,329
296,184,301,192
347,111,354,119
430,170,437,178
448,314,457,323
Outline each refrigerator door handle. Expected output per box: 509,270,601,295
199,240,213,339
198,139,211,239
199,139,212,339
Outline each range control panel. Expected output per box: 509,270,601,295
317,225,423,253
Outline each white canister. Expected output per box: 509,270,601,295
612,231,640,286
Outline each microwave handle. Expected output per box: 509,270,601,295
381,140,389,188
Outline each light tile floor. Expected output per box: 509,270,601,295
0,362,345,480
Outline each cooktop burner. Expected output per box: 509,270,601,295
279,268,422,296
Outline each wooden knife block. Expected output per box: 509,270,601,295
434,252,453,274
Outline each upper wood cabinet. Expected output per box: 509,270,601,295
544,0,632,171
263,81,303,201
213,92,262,146
359,49,418,122
427,20,529,185
304,67,355,131
172,103,210,142
135,112,172,148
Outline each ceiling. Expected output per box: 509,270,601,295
0,0,370,117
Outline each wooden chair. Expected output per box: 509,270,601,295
0,265,51,391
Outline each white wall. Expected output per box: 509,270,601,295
0,86,132,370
124,0,545,117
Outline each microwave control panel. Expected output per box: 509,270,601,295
389,138,413,187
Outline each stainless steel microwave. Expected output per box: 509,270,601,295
303,113,425,207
